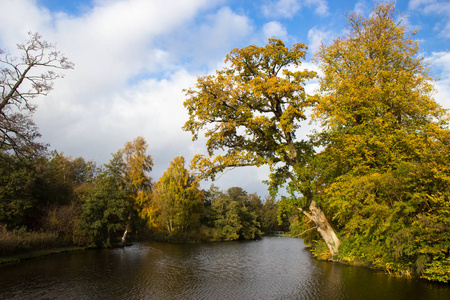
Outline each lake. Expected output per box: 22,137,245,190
0,236,449,299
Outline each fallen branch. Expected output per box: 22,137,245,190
293,226,317,237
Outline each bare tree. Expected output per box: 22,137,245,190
0,32,74,158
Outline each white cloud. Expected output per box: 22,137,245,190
197,7,253,55
307,26,332,54
262,0,301,18
157,6,254,72
427,51,450,109
262,0,328,19
306,0,328,16
353,0,368,16
409,0,437,10
262,21,288,40
408,0,450,38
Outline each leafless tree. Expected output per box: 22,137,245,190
0,32,74,158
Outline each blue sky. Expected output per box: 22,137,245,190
1,0,449,196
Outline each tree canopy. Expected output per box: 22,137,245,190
183,38,316,191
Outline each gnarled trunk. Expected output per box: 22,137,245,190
298,201,340,258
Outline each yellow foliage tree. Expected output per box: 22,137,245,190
183,39,341,256
313,3,450,281
112,137,154,243
152,156,204,236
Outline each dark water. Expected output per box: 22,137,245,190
0,237,449,299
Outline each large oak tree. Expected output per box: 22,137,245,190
183,38,341,256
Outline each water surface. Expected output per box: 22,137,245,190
0,237,449,299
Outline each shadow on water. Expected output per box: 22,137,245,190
0,237,449,299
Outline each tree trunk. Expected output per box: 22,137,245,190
298,201,341,258
121,212,133,246
121,228,128,245
107,227,111,247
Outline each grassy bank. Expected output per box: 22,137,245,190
0,226,88,265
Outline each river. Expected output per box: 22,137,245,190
0,236,448,299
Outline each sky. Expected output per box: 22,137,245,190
0,0,449,197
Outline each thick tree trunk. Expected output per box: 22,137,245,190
298,201,341,258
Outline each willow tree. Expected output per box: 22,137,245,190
183,39,341,256
313,3,450,281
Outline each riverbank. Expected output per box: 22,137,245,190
0,246,86,265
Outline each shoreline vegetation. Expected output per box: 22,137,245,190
0,231,275,266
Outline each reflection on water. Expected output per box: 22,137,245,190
0,237,449,299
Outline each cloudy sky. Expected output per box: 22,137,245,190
1,0,449,197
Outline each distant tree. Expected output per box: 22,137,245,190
0,152,39,229
121,137,154,234
152,156,203,236
78,176,128,247
40,152,97,243
104,137,154,243
212,195,242,241
260,196,283,233
207,187,262,241
0,32,73,158
226,187,262,240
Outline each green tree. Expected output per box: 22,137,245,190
260,196,281,233
212,195,242,241
41,152,97,244
152,156,204,237
79,175,127,247
226,187,262,240
204,187,262,241
0,32,73,158
0,152,39,228
183,38,340,254
313,3,450,281
104,137,154,243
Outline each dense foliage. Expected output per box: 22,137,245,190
183,3,450,283
311,4,450,282
1,143,280,254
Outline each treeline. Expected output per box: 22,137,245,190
0,137,282,256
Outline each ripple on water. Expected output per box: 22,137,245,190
1,237,449,299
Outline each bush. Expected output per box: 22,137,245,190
0,225,60,256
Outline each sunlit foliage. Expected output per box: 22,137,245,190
313,3,450,282
152,156,203,236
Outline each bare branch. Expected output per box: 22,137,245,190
0,32,73,158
